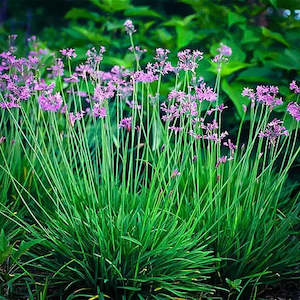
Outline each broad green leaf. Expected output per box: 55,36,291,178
64,8,103,22
227,10,246,27
70,27,110,44
284,113,298,131
163,17,185,27
210,61,252,76
0,246,12,265
89,0,131,13
13,239,44,261
241,28,260,44
261,27,289,47
236,67,275,83
222,79,250,118
270,49,300,71
269,0,277,7
124,6,162,18
176,27,195,49
103,54,135,68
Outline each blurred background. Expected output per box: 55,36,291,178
1,0,300,120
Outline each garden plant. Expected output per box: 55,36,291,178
0,19,299,299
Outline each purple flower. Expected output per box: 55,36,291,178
168,90,186,102
119,117,132,131
60,48,77,59
0,136,6,144
48,58,64,77
86,47,105,69
0,101,21,109
194,83,217,102
290,81,300,94
154,48,170,63
76,64,92,79
242,85,283,110
259,118,289,146
93,84,115,104
133,70,158,83
69,111,85,126
171,169,181,177
287,102,300,121
212,43,232,63
219,43,232,57
38,93,63,112
64,73,79,83
92,104,107,118
129,46,147,60
215,156,228,168
126,100,141,110
168,126,183,133
177,49,203,72
207,104,228,115
124,19,136,35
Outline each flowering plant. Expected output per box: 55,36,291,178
0,22,299,299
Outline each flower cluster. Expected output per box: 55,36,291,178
242,85,283,109
212,43,232,63
60,48,77,59
287,102,300,121
259,119,288,146
124,19,136,35
177,49,203,72
290,80,300,94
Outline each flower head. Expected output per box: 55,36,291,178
290,80,300,94
212,43,232,63
171,169,181,177
287,102,300,121
60,48,77,59
124,19,136,35
38,93,63,112
242,85,283,110
119,117,132,131
259,118,289,146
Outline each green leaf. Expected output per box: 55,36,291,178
261,27,289,47
268,0,277,7
176,27,195,49
152,119,162,151
270,49,300,71
0,229,12,265
241,28,260,44
227,10,246,27
121,236,142,246
68,26,110,44
0,229,8,252
124,6,162,18
236,67,275,83
222,79,250,118
210,61,252,76
13,239,44,261
64,8,104,22
89,0,131,13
